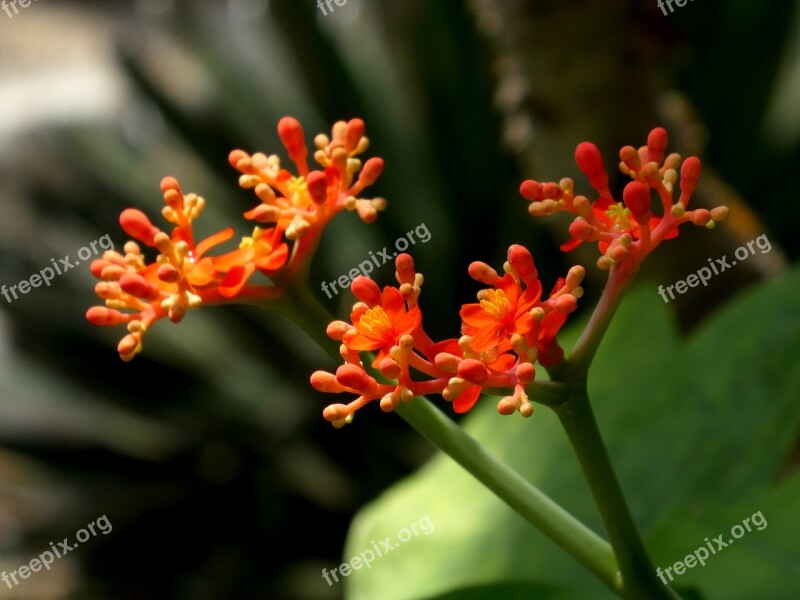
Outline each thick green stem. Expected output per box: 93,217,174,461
281,284,625,595
395,395,621,592
553,384,682,599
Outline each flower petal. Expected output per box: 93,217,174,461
453,385,481,413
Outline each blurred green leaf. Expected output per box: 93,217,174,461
421,581,606,600
647,473,800,599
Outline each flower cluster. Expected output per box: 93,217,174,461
86,118,385,361
311,246,584,427
520,127,729,270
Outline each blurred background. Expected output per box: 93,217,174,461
0,0,798,598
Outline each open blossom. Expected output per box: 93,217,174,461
229,117,386,274
87,118,385,361
520,127,730,270
342,285,422,366
312,248,583,427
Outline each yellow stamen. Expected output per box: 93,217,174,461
357,306,392,338
605,202,634,232
285,176,310,209
479,289,511,319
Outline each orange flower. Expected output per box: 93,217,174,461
88,118,387,362
460,274,540,354
230,117,385,275
520,127,729,270
343,286,421,366
313,249,583,426
86,177,288,361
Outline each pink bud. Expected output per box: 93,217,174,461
647,127,669,163
310,371,343,393
458,359,489,384
468,261,498,285
575,142,609,191
358,157,384,186
119,273,161,301
306,170,329,204
623,181,652,219
507,245,537,284
86,306,128,326
516,362,535,385
680,157,702,199
519,179,541,201
120,209,160,247
351,276,381,305
568,218,596,240
344,118,366,152
336,364,372,392
228,149,249,170
395,253,416,284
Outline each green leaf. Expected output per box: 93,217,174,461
421,581,607,600
647,473,800,599
344,267,800,599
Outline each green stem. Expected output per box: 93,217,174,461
553,259,683,598
281,283,625,595
553,385,682,599
567,261,634,372
395,395,621,592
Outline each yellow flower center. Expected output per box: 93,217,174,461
606,203,634,232
286,176,311,209
480,289,511,319
239,227,263,249
358,306,392,338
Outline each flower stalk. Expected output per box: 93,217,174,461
553,381,683,599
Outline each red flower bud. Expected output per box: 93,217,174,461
623,181,652,220
335,364,373,392
120,209,161,247
351,276,382,305
344,118,366,152
519,179,541,201
575,142,609,192
646,127,669,164
119,273,161,301
306,170,329,204
680,156,702,200
507,245,537,284
458,359,489,384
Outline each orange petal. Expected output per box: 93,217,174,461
218,263,256,298
380,287,405,320
254,243,289,273
460,304,496,328
453,385,481,414
469,325,502,354
186,258,216,286
196,228,234,258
